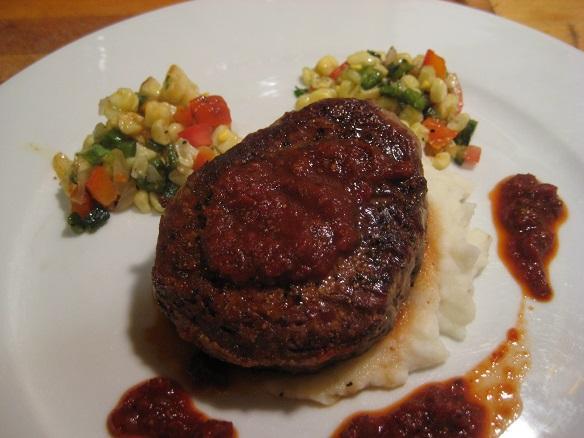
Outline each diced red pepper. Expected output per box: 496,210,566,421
422,118,458,151
193,146,217,171
330,62,348,81
189,95,231,127
179,124,214,147
174,105,193,126
423,49,447,79
85,165,118,207
462,145,482,169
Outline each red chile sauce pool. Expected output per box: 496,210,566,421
107,377,236,438
490,174,567,301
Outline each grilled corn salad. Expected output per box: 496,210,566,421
294,47,481,170
53,65,240,233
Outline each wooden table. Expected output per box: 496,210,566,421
0,0,582,84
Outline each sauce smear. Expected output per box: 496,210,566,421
334,306,530,438
107,377,235,438
490,174,566,301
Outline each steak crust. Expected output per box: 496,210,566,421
152,98,427,372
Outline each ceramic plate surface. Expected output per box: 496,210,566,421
1,0,583,436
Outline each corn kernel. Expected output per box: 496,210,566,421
301,67,315,87
410,122,430,144
295,94,312,110
143,101,174,128
160,65,199,106
399,106,423,126
432,151,451,170
315,55,339,76
447,113,470,132
167,122,184,143
311,76,335,89
400,74,419,90
139,77,161,100
118,112,144,136
151,119,171,145
109,88,139,112
149,192,165,213
134,190,151,213
418,66,436,91
438,93,459,119
347,51,378,67
430,78,448,104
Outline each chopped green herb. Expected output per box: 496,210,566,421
454,119,478,145
360,66,383,90
136,177,164,193
78,144,110,165
367,50,381,58
294,86,309,97
67,205,110,233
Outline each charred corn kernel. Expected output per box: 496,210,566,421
347,51,378,67
447,113,470,132
160,65,199,106
374,96,399,112
432,151,451,170
167,122,184,143
108,88,139,112
143,101,174,127
400,74,419,90
418,65,436,91
430,78,448,104
139,77,161,100
151,119,171,145
438,93,459,119
311,76,335,89
118,112,144,136
134,190,151,213
315,55,339,76
410,122,430,144
149,192,164,213
399,106,423,126
357,87,380,100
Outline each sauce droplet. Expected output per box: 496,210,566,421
490,174,567,301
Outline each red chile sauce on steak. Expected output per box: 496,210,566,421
202,138,413,285
490,174,566,301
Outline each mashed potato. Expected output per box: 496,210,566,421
234,160,490,404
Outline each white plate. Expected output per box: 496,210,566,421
1,0,583,436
